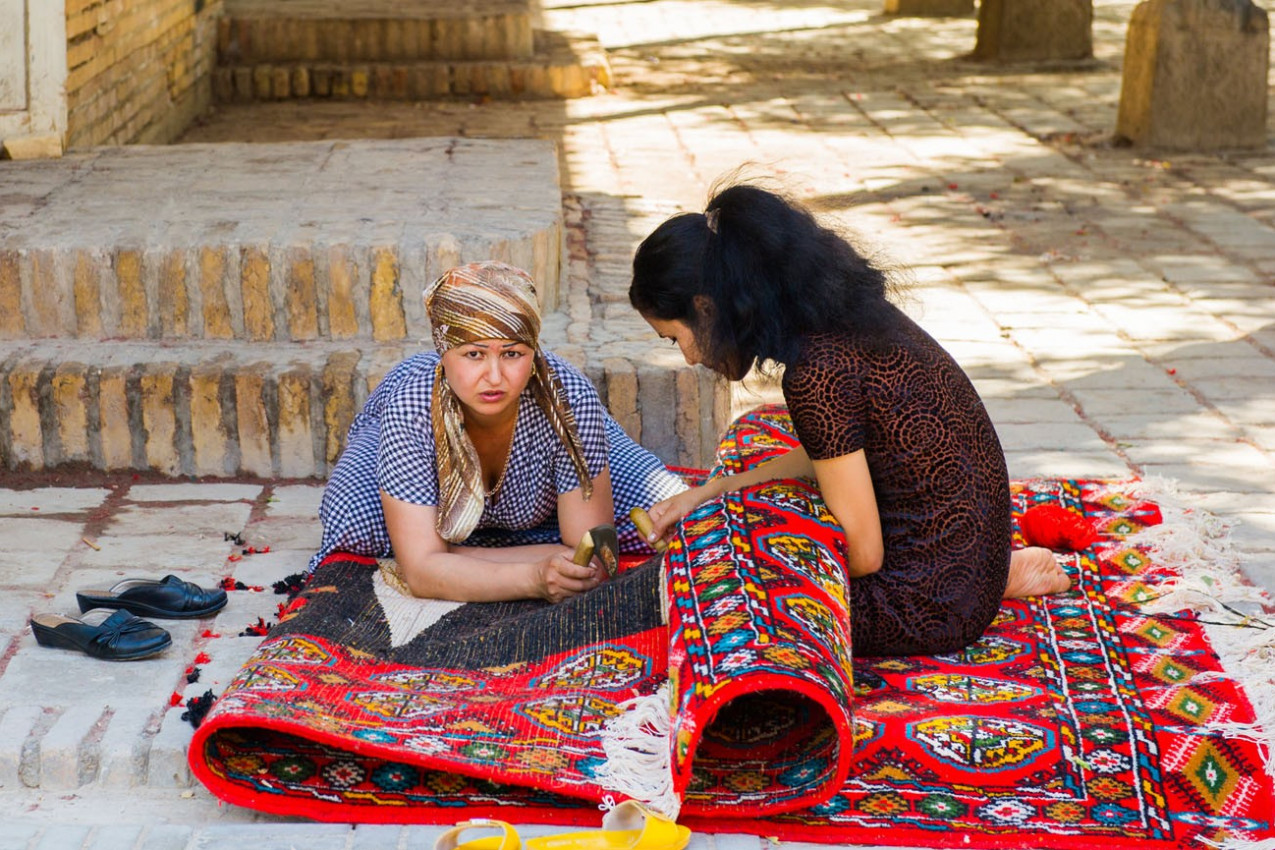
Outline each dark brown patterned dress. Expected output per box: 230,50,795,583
781,305,1012,657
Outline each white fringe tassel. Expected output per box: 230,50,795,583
596,683,681,819
1108,479,1275,783
1197,837,1275,850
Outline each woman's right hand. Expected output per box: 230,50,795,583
535,550,601,603
646,485,715,544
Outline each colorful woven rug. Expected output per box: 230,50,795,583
189,407,1275,848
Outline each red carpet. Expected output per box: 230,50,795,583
190,407,1275,848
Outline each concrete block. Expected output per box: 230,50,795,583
312,66,333,97
974,0,1093,62
322,351,361,469
158,249,191,337
113,248,149,338
33,827,92,850
97,704,156,789
1,134,63,160
1116,0,1269,151
277,365,316,478
98,364,135,471
324,244,362,339
86,824,146,850
140,362,181,476
351,67,371,97
240,245,274,341
236,364,274,477
674,366,702,468
351,825,407,850
252,65,273,99
128,482,261,503
232,67,254,101
409,63,449,98
52,362,91,465
146,708,194,788
213,67,235,102
0,250,21,336
0,824,39,849
265,484,325,518
637,364,678,465
29,248,70,336
190,360,230,477
0,487,109,514
40,704,105,789
284,246,319,341
191,824,351,849
372,65,395,98
288,66,312,99
0,704,44,789
8,358,45,470
369,246,407,341
73,248,105,338
139,826,195,850
603,357,640,444
271,66,290,99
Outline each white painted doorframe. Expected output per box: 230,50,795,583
0,0,67,152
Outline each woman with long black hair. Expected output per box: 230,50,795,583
629,184,1068,657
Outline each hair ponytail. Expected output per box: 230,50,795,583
632,183,895,374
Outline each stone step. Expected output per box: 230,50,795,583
0,139,564,343
0,139,726,481
212,32,611,102
220,0,535,64
0,336,722,480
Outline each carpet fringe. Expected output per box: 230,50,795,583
596,683,681,820
1198,837,1275,850
1111,478,1275,782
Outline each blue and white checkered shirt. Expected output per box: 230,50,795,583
311,351,686,569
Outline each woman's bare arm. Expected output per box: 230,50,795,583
643,446,883,577
811,450,884,577
645,447,816,540
381,494,594,603
380,467,616,603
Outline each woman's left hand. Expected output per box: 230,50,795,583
536,551,602,603
646,485,715,543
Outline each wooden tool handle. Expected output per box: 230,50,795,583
630,507,668,553
572,530,595,566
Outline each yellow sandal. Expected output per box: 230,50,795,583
435,819,521,850
524,801,690,850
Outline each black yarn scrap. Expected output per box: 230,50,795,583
182,690,217,728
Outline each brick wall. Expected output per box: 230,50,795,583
65,0,223,148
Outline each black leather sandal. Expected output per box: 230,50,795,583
30,610,172,661
76,574,228,619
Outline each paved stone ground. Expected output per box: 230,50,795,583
3,0,1274,847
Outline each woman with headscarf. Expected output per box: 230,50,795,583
313,261,686,603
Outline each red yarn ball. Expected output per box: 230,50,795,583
1020,504,1099,552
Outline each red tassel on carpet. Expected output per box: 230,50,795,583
1020,504,1099,551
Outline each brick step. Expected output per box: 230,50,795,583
0,139,563,343
0,338,723,481
213,32,611,101
220,0,534,63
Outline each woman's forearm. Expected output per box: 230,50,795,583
397,547,548,601
711,446,815,496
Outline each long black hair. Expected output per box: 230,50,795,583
630,184,898,375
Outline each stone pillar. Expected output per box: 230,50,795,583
1116,0,1269,150
884,0,973,15
973,0,1094,62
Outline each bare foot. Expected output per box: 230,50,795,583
1003,547,1072,599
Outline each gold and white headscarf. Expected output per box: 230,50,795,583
425,261,593,543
